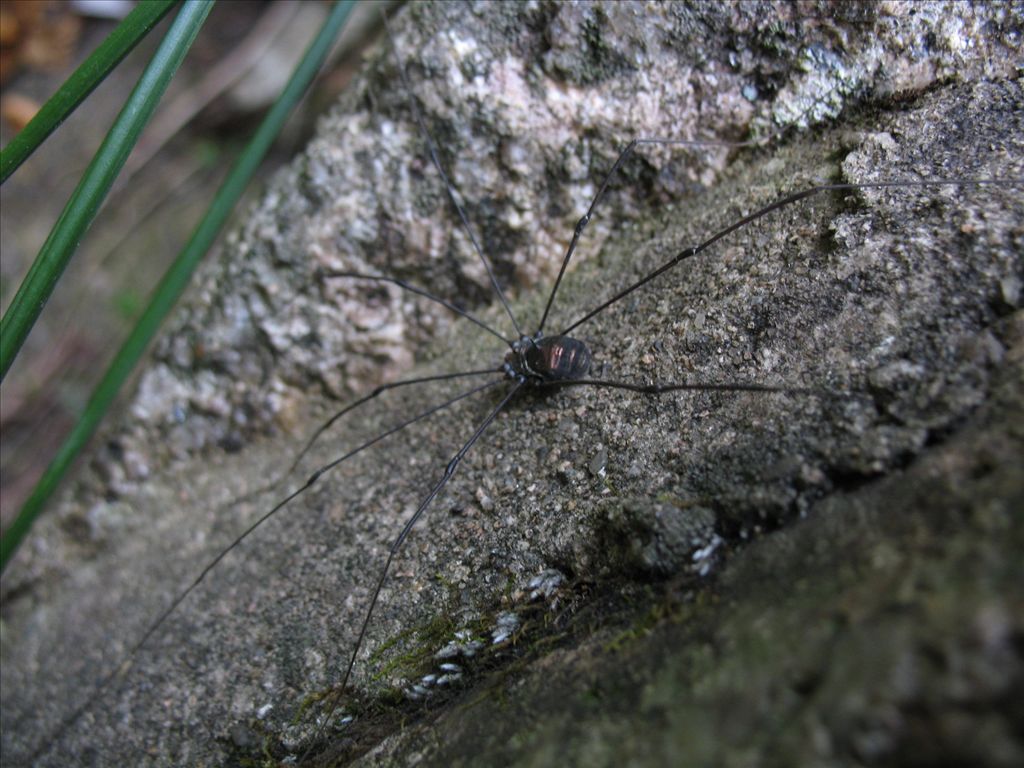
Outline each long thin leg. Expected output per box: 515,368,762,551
534,78,863,335
381,12,523,340
298,380,524,763
27,375,505,765
537,137,753,335
560,178,1023,337
318,270,512,346
238,368,501,507
239,261,515,507
545,378,820,397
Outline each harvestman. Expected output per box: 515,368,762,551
21,13,1024,768
290,27,1024,760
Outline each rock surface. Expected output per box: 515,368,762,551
1,3,1022,767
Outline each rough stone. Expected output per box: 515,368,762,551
2,3,1022,767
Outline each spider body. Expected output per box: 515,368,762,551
504,334,593,384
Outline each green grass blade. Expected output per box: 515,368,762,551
0,0,356,573
0,0,212,382
0,0,178,184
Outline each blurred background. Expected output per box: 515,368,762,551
0,0,387,532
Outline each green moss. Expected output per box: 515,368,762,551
292,691,322,725
295,570,724,764
372,611,461,681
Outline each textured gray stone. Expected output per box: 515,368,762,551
2,2,1022,767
